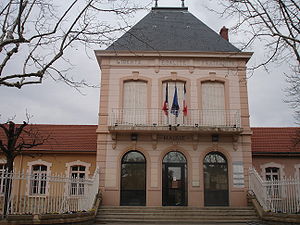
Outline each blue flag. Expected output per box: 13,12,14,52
171,86,180,117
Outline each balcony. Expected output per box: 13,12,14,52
108,108,242,134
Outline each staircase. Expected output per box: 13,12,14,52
95,206,260,224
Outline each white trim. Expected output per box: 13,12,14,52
260,162,285,180
294,164,300,179
65,160,91,177
26,159,52,196
0,158,7,164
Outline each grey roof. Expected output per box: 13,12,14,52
106,7,240,52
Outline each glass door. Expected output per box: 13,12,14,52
204,152,228,206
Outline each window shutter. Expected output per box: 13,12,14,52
123,81,147,124
202,82,225,126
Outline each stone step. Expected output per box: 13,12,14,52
95,206,259,224
98,207,255,212
96,215,258,220
99,206,253,210
95,218,261,224
96,212,257,216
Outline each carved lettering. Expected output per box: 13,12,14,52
116,59,141,65
160,59,188,66
162,135,185,141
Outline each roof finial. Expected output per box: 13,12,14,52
154,0,158,7
181,0,185,7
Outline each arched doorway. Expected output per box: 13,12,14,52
203,152,229,206
162,151,187,206
120,151,146,206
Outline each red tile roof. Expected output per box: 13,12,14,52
0,124,97,152
1,124,299,154
251,127,300,154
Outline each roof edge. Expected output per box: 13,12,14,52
151,7,188,11
95,50,253,60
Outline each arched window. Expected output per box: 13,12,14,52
120,151,146,206
201,81,225,126
162,151,187,206
123,81,147,124
162,81,186,124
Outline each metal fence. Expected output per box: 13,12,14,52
249,168,300,214
109,108,241,128
0,169,99,215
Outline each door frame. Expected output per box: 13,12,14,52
162,162,187,206
120,151,146,206
203,152,229,206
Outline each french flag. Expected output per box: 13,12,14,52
162,83,168,115
171,85,180,117
183,83,188,116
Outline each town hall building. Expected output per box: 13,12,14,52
0,2,299,218
95,4,254,207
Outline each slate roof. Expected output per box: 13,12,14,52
0,124,97,152
106,7,240,52
251,127,300,154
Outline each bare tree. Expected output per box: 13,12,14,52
210,0,299,120
0,0,148,89
0,119,48,217
210,0,299,69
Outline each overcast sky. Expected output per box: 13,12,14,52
0,0,297,127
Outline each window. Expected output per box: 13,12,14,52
162,81,186,124
0,164,6,194
70,165,86,196
30,165,47,195
265,167,280,180
123,81,147,124
201,81,225,126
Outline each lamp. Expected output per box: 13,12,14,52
212,134,219,142
131,133,138,141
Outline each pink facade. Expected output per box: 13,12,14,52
95,6,255,207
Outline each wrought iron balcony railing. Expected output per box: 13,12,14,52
109,108,241,129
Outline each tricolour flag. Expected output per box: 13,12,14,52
171,85,180,117
183,83,188,116
162,83,168,115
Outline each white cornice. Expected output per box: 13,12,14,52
94,50,253,61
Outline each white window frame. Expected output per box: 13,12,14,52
260,162,285,180
294,164,300,179
65,160,91,196
0,161,6,195
27,159,52,196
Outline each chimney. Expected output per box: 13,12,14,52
219,26,229,41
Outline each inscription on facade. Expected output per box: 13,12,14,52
160,59,188,66
113,58,240,67
162,135,186,141
116,59,141,65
